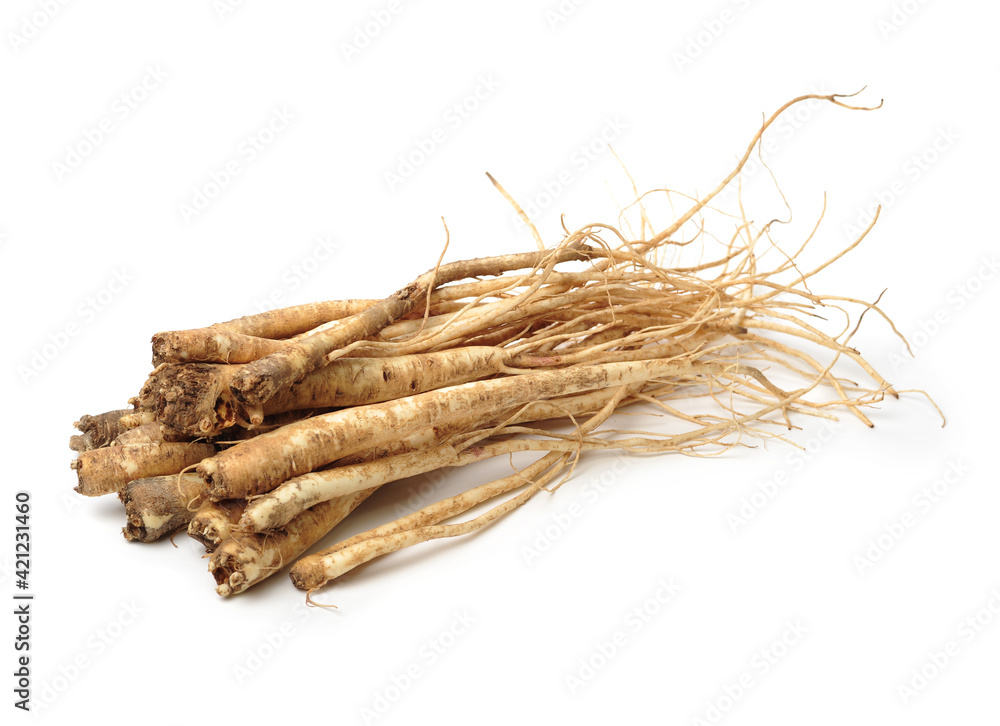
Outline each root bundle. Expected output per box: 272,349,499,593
68,93,928,599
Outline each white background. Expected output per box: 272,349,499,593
3,1,998,723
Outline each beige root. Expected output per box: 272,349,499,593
150,299,379,365
199,357,719,501
112,421,189,446
209,488,374,596
67,92,929,601
72,442,216,497
138,347,512,437
287,356,843,591
187,499,247,552
288,385,632,590
121,473,206,542
69,409,133,452
241,382,649,532
151,299,481,365
228,244,594,405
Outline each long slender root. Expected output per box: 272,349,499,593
228,244,594,405
199,358,707,500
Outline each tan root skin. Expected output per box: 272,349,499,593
241,382,646,532
286,93,922,593
121,473,206,542
138,348,510,438
70,409,133,452
289,386,632,590
73,442,216,497
68,92,932,599
151,299,380,365
198,357,703,501
137,364,239,437
206,419,501,593
152,329,285,366
210,489,373,596
263,347,510,413
228,245,592,405
187,499,247,552
112,420,189,446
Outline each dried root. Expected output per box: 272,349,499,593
68,92,937,599
121,473,206,542
72,442,216,497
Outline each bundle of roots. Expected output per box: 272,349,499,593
68,93,931,599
